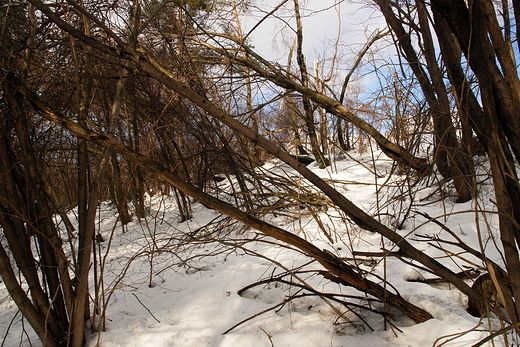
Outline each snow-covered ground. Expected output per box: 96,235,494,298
0,151,511,346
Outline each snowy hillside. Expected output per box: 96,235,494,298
0,151,508,347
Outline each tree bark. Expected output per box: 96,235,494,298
375,0,473,202
0,243,58,347
431,0,520,320
431,0,520,164
0,78,67,343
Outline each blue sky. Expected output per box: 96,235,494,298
241,0,386,63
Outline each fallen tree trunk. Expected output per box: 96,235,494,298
19,0,490,317
8,72,432,323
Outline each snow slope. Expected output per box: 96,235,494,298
0,151,509,346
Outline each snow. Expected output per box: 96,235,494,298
0,150,511,346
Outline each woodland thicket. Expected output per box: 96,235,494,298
1,0,520,346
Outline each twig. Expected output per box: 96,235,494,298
414,211,491,263
432,321,484,347
471,322,520,347
132,293,161,323
223,301,286,334
406,269,480,283
351,250,402,257
259,327,274,347
1,310,20,347
220,241,359,327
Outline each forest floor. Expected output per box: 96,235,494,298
0,150,511,347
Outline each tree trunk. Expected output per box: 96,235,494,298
11,67,492,321
109,154,133,224
432,0,520,164
430,8,489,153
1,78,68,344
294,0,329,168
72,15,95,344
417,0,473,202
0,244,58,347
108,77,133,224
431,0,520,320
375,0,473,202
131,114,147,219
286,46,309,155
23,90,434,323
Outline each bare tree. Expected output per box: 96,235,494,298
18,0,493,323
3,1,520,345
374,0,473,202
430,0,520,324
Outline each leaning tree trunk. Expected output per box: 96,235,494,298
432,0,520,322
375,0,473,202
417,0,474,202
8,57,491,319
107,77,133,224
0,80,69,346
17,85,434,323
294,0,329,168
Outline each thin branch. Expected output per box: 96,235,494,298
132,293,161,324
340,29,390,104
